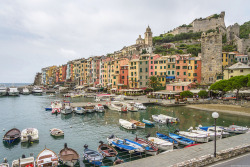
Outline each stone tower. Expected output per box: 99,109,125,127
201,32,223,84
136,35,144,45
144,26,153,46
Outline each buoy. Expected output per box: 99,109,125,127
70,126,72,128
3,128,5,131
83,123,84,125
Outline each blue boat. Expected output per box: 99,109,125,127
83,144,103,166
169,133,195,146
45,107,52,111
156,132,178,147
142,119,155,126
3,128,21,144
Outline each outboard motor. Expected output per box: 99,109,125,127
109,134,114,139
22,154,26,158
27,135,32,143
64,143,68,149
84,144,88,149
145,133,151,138
99,141,104,145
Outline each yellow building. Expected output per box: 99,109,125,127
154,56,168,87
128,59,140,88
222,52,236,67
223,62,250,80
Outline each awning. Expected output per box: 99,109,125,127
166,76,175,79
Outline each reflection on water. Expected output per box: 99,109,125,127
3,139,20,149
1,95,250,165
21,141,39,149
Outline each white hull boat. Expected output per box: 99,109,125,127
148,137,173,151
122,102,138,112
107,101,127,112
73,107,86,114
178,131,209,143
21,128,39,143
36,148,59,167
134,102,147,110
8,87,19,96
61,105,72,115
0,85,7,96
95,104,105,113
83,103,96,113
0,163,9,167
50,128,64,137
12,156,35,167
152,114,179,124
224,125,249,134
196,125,229,138
119,119,136,130
32,86,43,94
51,100,62,114
22,87,30,95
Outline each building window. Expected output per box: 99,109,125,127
155,66,157,69
172,71,174,75
188,73,191,76
195,61,197,64
172,65,175,68
164,66,166,69
151,72,153,75
183,66,187,69
193,73,197,76
155,72,157,75
164,72,166,75
151,66,153,69
140,62,142,64
168,65,170,68
114,82,116,85
131,62,133,66
131,72,133,76
140,82,142,85
184,72,186,75
122,76,124,79
162,78,164,81
177,60,179,64
145,68,148,72
160,66,162,69
188,66,192,70
195,66,197,69
146,61,148,64
164,60,166,63
140,76,142,79
168,71,170,75
146,76,148,79
140,68,142,72
151,61,153,64
209,77,213,82
240,70,243,73
113,76,116,79
184,60,186,63
177,72,179,76
176,66,180,69
134,62,136,65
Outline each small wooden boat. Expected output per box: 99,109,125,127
156,132,178,147
119,119,137,130
142,119,155,126
36,147,58,167
108,101,127,112
134,137,158,155
83,102,96,113
123,102,138,112
98,141,118,161
148,137,173,151
83,144,103,166
178,131,209,143
0,158,9,167
189,128,222,141
12,155,35,167
21,128,39,143
3,128,21,144
169,133,195,146
58,143,79,167
223,125,249,134
130,120,145,128
50,128,64,137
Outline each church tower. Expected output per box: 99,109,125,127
144,26,153,46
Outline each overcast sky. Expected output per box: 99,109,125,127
0,0,249,83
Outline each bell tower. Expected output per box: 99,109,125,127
144,25,153,46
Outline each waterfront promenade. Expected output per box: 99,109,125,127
116,132,250,167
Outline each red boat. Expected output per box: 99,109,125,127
134,137,158,156
184,144,200,148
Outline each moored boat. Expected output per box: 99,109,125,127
83,102,96,113
156,132,178,147
22,87,30,95
51,100,62,114
98,141,118,161
50,128,64,137
21,128,39,143
0,158,9,167
8,87,19,96
95,104,105,113
152,114,179,124
83,144,103,166
169,133,195,146
224,125,249,134
12,155,35,167
122,102,138,112
36,147,58,167
134,137,158,155
58,143,79,167
107,101,127,112
148,137,174,151
3,128,21,144
196,125,229,138
61,101,72,115
130,120,145,128
32,86,43,95
119,119,137,130
178,131,209,143
0,85,7,96
73,107,86,114
142,119,155,126
134,102,147,110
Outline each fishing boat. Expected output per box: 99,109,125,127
50,128,64,137
3,128,21,144
95,104,105,113
83,144,103,166
61,101,72,115
119,119,137,130
107,135,144,153
130,120,145,128
12,155,35,167
32,86,43,95
83,102,96,113
189,127,222,140
134,102,147,110
107,101,127,112
196,125,229,138
58,143,79,167
21,128,39,143
22,87,30,95
152,114,179,124
98,141,118,161
122,102,138,112
169,133,195,146
73,107,86,114
8,87,19,96
142,119,155,126
223,125,249,134
178,131,209,143
156,132,178,147
51,100,62,114
0,85,7,96
36,147,58,167
148,137,174,151
134,137,158,155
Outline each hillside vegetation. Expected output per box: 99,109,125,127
239,21,250,39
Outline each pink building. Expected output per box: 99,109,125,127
166,82,193,92
149,54,161,77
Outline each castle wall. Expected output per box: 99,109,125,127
236,38,250,54
201,32,222,84
226,23,240,41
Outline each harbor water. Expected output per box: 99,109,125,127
1,94,250,166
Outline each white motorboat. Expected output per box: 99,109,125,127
83,102,96,113
8,87,19,96
107,101,127,112
22,87,30,95
224,125,249,134
61,101,72,115
32,86,43,94
119,119,137,130
152,114,179,124
36,147,59,167
12,156,35,167
0,85,7,96
122,102,138,112
21,128,39,143
50,128,64,137
95,104,105,113
73,107,86,114
51,100,62,114
196,125,229,138
0,158,9,167
178,131,209,143
134,102,147,110
148,137,174,151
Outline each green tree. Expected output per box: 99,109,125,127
148,76,161,92
180,90,193,98
141,49,147,54
198,90,208,100
240,21,250,39
227,75,248,100
209,80,231,96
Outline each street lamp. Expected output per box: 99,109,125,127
212,112,219,157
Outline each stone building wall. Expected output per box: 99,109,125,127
226,23,240,41
235,36,250,54
201,32,222,84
